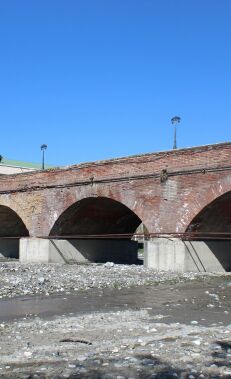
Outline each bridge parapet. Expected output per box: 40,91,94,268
0,142,230,193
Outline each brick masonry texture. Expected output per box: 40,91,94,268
0,142,231,237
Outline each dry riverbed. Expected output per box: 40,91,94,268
0,262,215,299
0,263,231,378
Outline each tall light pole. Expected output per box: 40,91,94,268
40,144,47,170
171,116,181,149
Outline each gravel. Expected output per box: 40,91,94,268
0,262,220,299
0,262,231,378
0,308,231,378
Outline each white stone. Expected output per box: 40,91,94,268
192,339,201,346
24,351,32,357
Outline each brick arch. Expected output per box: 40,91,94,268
0,202,29,237
181,177,231,232
186,190,231,232
47,184,149,234
49,195,146,237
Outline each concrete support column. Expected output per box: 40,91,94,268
20,237,138,264
20,238,52,263
144,238,228,272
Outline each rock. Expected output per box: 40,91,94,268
104,262,114,268
24,351,32,357
192,339,201,346
38,277,45,284
77,355,87,361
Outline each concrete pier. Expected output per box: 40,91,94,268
20,238,139,264
144,238,231,272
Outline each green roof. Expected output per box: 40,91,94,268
0,158,54,169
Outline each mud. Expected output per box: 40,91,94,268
0,276,230,326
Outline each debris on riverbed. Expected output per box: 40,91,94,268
0,263,231,378
0,262,224,299
0,307,231,378
60,338,92,345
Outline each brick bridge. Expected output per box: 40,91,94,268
1,142,231,272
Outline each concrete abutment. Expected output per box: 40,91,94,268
144,238,231,272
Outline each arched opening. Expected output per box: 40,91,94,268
50,197,147,264
186,191,231,271
187,191,231,233
0,205,29,259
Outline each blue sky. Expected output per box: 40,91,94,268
0,0,230,166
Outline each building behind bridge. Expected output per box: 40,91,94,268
0,158,53,174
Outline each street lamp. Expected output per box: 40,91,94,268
40,144,47,170
171,116,181,149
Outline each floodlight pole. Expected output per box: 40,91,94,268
171,116,181,149
40,144,47,170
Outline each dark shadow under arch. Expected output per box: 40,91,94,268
186,191,231,271
187,191,231,233
50,197,146,264
50,197,142,236
0,205,29,259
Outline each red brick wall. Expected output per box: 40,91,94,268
0,142,230,236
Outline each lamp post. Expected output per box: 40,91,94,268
40,144,47,170
171,116,181,149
